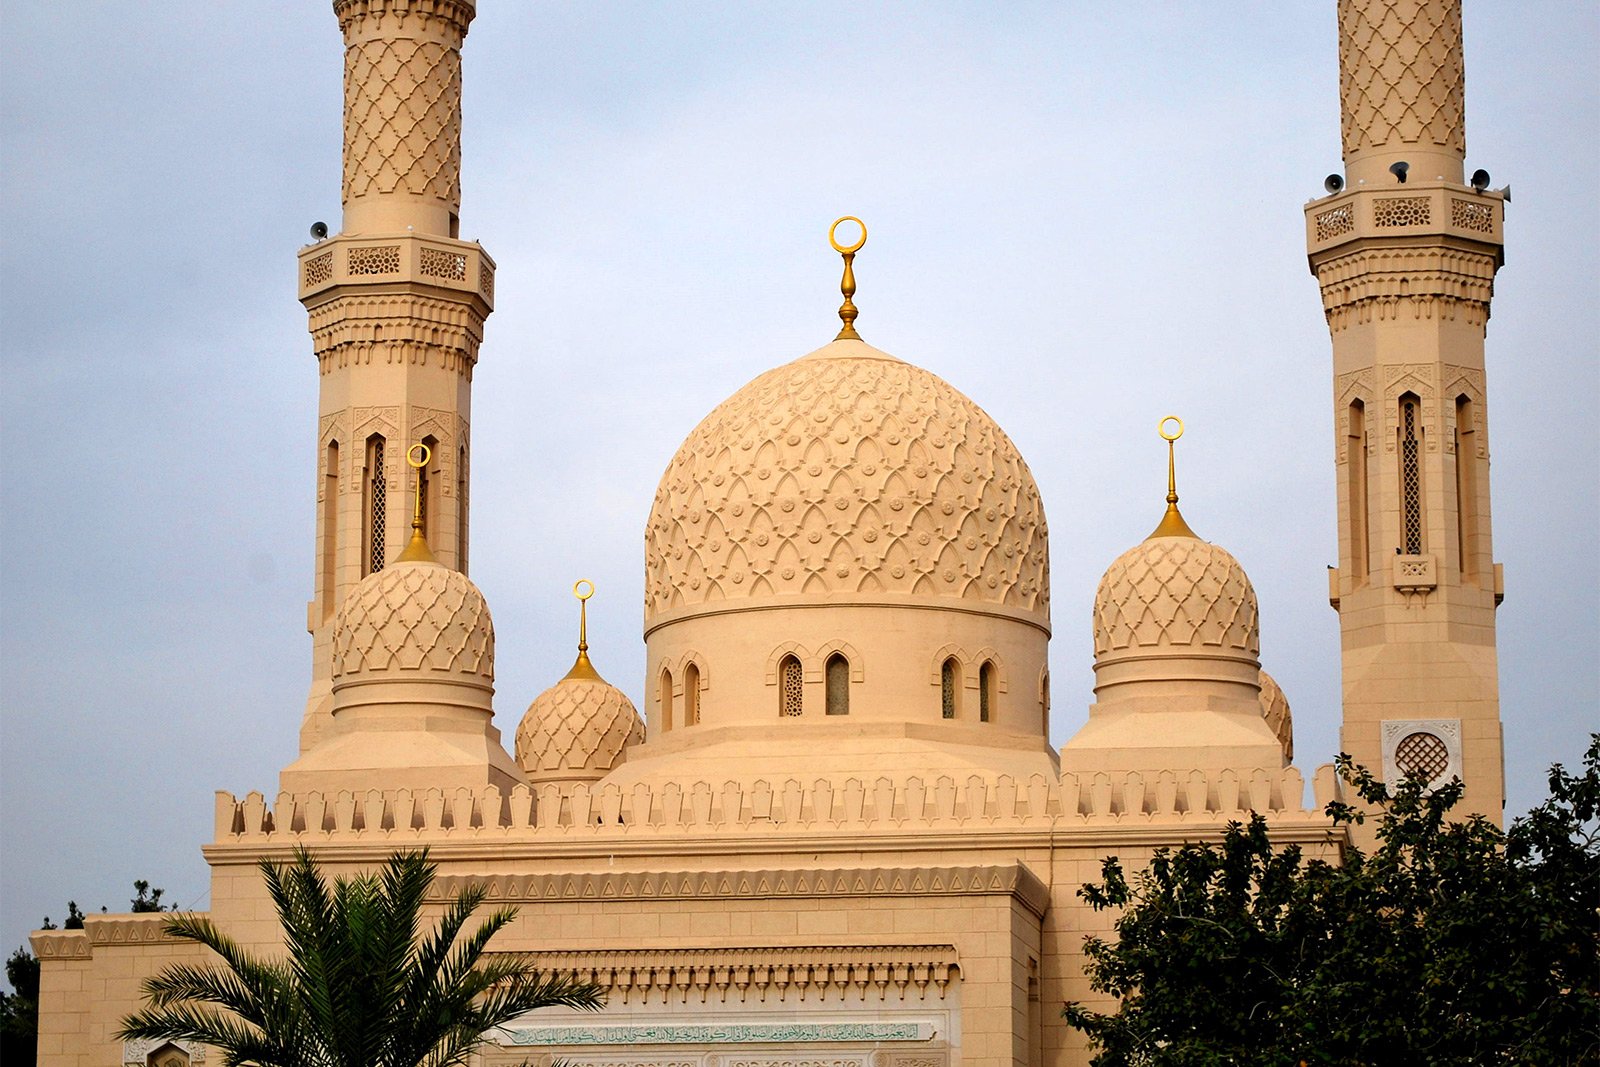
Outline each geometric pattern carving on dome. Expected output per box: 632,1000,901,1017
515,677,644,778
342,36,461,205
1092,537,1259,658
1258,668,1294,761
1338,0,1464,154
645,344,1049,621
332,562,493,679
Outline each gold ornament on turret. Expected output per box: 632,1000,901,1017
830,216,867,341
396,442,438,563
1148,416,1200,540
563,579,603,682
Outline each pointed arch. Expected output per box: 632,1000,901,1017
683,661,701,726
825,653,850,716
361,433,387,575
659,666,674,733
1398,392,1425,554
779,655,804,717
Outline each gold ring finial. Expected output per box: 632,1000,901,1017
829,216,867,254
395,441,437,563
406,442,432,469
573,579,594,602
1159,416,1184,442
1146,415,1199,540
830,217,867,341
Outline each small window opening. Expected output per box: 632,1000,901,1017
1348,399,1369,580
684,663,700,725
1455,395,1478,579
979,661,995,723
321,440,339,618
660,668,673,732
941,658,959,719
779,655,803,717
362,434,387,576
1399,394,1423,554
825,653,849,715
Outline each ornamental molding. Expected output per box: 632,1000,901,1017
123,1038,208,1066
28,930,90,960
500,1021,934,1048
431,863,1050,919
500,944,958,1005
1380,718,1463,788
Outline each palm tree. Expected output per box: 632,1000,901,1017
118,849,600,1066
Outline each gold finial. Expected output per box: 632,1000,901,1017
1148,416,1200,540
562,579,602,682
830,216,867,341
396,442,438,563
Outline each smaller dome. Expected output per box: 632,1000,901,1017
515,651,643,784
332,557,494,683
1092,533,1259,660
1257,669,1294,761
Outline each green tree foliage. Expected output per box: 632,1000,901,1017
1065,737,1600,1066
0,946,41,1064
131,880,172,913
118,849,602,1067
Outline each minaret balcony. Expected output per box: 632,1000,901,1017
297,232,495,311
1305,181,1504,257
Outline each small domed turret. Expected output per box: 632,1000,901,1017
515,582,643,784
1062,419,1286,774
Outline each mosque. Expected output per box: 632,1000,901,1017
34,0,1510,1063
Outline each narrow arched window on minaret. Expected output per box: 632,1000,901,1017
418,434,439,545
825,654,849,716
1347,400,1369,581
941,658,960,719
321,440,339,619
779,656,803,717
1399,394,1424,555
979,661,995,723
362,434,387,576
1455,395,1479,579
456,443,469,576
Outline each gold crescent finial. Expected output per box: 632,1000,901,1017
562,579,602,681
1148,416,1199,540
830,216,867,341
396,441,438,563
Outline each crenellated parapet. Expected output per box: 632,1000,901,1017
212,764,1340,848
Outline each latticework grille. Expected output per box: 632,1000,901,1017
1401,401,1422,554
779,657,803,716
369,441,387,575
1395,731,1450,780
941,660,957,719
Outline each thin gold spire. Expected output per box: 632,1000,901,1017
395,442,438,563
829,216,867,340
1148,416,1200,540
561,579,603,682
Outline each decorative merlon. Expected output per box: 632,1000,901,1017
210,765,1341,846
491,944,959,1005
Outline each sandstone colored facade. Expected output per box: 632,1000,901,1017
35,1,1509,1064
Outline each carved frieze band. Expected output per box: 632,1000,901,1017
308,293,486,375
501,1021,933,1047
431,863,1050,918
495,944,958,1005
1313,246,1497,332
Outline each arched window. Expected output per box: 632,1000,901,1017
1398,394,1424,555
419,434,440,545
321,440,339,619
1040,669,1051,736
1347,399,1369,580
456,443,468,575
1455,395,1478,579
684,663,700,725
779,655,803,717
660,668,674,732
362,434,387,576
825,654,849,715
940,658,959,719
979,661,995,723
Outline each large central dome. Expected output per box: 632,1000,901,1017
644,337,1049,623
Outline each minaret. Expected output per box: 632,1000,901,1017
1307,0,1505,824
294,0,493,753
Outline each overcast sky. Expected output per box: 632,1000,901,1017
2,3,1595,960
